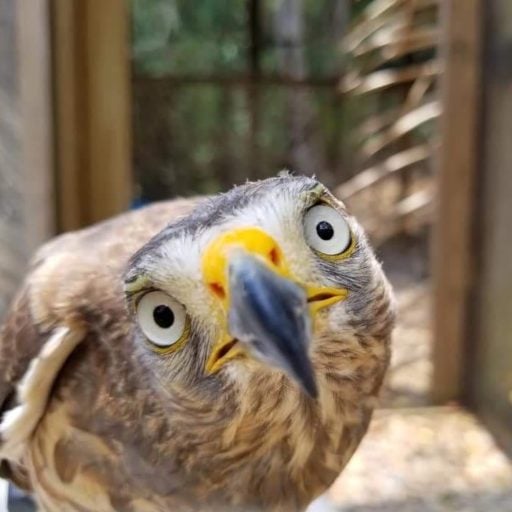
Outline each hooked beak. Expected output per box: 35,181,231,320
202,227,348,397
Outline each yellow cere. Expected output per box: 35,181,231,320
201,227,289,307
201,226,349,374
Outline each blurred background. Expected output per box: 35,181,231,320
1,0,511,511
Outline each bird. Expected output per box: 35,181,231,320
0,175,394,512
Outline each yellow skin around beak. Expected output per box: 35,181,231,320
202,227,348,374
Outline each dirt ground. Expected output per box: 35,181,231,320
310,234,512,512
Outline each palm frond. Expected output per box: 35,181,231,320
345,0,437,53
339,0,440,244
341,61,439,95
360,101,440,157
337,144,431,199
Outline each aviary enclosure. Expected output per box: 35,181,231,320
0,0,511,510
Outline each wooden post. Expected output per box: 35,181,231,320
52,0,132,232
16,0,56,250
468,0,512,454
431,0,483,403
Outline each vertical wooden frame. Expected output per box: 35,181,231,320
16,0,56,250
52,0,132,232
468,0,512,453
432,0,483,403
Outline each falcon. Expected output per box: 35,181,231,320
0,175,394,511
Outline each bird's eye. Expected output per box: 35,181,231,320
303,204,352,256
136,291,188,349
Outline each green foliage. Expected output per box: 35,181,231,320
131,1,352,200
131,0,248,75
131,0,349,77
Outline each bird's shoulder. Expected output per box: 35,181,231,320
31,199,198,325
0,198,198,469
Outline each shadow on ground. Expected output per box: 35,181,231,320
313,490,512,512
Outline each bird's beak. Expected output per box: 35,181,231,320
202,227,348,397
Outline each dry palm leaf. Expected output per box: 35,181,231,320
394,187,433,217
345,0,437,53
339,0,440,242
337,144,431,199
360,101,440,158
340,60,439,95
356,77,434,141
352,28,437,72
352,27,437,59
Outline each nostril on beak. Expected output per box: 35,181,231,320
209,282,226,300
269,247,280,267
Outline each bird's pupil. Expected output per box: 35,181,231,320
153,305,174,328
316,221,334,241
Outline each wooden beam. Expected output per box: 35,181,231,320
431,0,483,403
52,0,132,232
16,0,56,250
133,74,339,88
468,0,512,454
52,0,82,230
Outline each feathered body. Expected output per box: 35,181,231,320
0,176,394,511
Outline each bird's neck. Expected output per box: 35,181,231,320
161,333,386,509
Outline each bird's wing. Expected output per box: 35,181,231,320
0,199,198,474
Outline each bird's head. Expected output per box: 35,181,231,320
124,176,393,399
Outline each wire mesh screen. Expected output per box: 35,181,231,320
130,0,351,202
